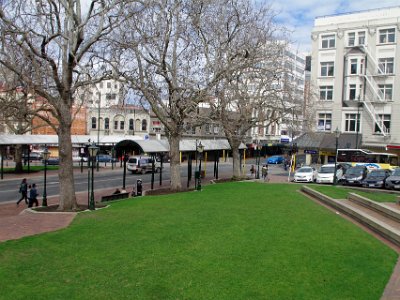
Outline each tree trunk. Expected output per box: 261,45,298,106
169,134,182,191
14,144,23,173
232,147,242,178
57,122,78,211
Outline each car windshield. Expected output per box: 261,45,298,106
319,166,335,173
366,170,386,178
347,168,364,176
128,158,137,163
297,167,312,173
392,168,400,176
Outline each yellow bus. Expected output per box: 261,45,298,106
336,149,398,170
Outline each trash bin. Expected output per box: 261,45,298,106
137,179,142,196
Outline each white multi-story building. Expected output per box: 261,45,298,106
311,6,400,154
251,45,306,145
86,79,150,139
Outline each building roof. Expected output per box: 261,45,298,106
293,132,326,149
0,134,244,153
294,132,360,151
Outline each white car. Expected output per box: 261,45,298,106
72,156,88,162
294,166,317,183
315,164,343,184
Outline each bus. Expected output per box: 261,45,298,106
336,149,398,170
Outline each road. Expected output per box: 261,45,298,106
0,161,289,204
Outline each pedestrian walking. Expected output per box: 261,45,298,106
250,165,255,176
16,178,28,206
262,164,269,182
28,183,39,208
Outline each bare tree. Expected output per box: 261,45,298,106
116,0,285,188
199,1,287,178
0,0,129,210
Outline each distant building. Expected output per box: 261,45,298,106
251,45,306,148
311,6,400,155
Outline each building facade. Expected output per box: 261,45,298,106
311,6,400,155
251,45,306,147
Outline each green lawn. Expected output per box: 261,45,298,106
0,182,397,299
2,165,59,173
310,184,399,203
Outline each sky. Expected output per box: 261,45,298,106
270,0,400,54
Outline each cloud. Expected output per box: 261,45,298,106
269,0,400,54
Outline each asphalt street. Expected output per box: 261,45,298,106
0,160,289,204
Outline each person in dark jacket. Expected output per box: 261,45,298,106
28,183,39,208
16,178,28,206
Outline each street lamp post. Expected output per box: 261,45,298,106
122,153,128,189
42,147,50,207
197,141,204,191
255,141,260,179
88,142,99,210
333,127,341,185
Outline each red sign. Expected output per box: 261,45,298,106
386,145,400,150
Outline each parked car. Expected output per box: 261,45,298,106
72,155,88,162
23,152,43,163
266,155,284,164
44,157,60,165
293,166,317,183
385,168,400,190
342,166,368,186
315,164,344,184
361,169,391,188
96,154,118,163
127,156,161,174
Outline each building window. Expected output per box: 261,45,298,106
114,120,118,130
317,113,332,131
349,84,357,100
205,124,211,134
350,59,358,74
106,93,117,100
358,31,365,45
91,117,96,129
319,86,333,101
321,34,335,49
107,82,111,88
348,32,355,47
129,119,134,130
99,82,103,88
320,62,334,77
345,113,360,132
347,31,366,46
378,58,394,74
120,121,124,130
104,118,109,130
379,28,395,44
142,119,147,131
375,114,391,134
378,84,393,101
135,119,141,131
213,125,219,134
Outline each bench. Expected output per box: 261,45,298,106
101,192,130,202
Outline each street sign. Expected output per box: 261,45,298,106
304,149,318,154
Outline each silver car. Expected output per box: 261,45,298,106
385,168,400,190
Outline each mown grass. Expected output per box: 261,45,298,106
2,165,59,173
0,182,397,299
310,184,399,203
